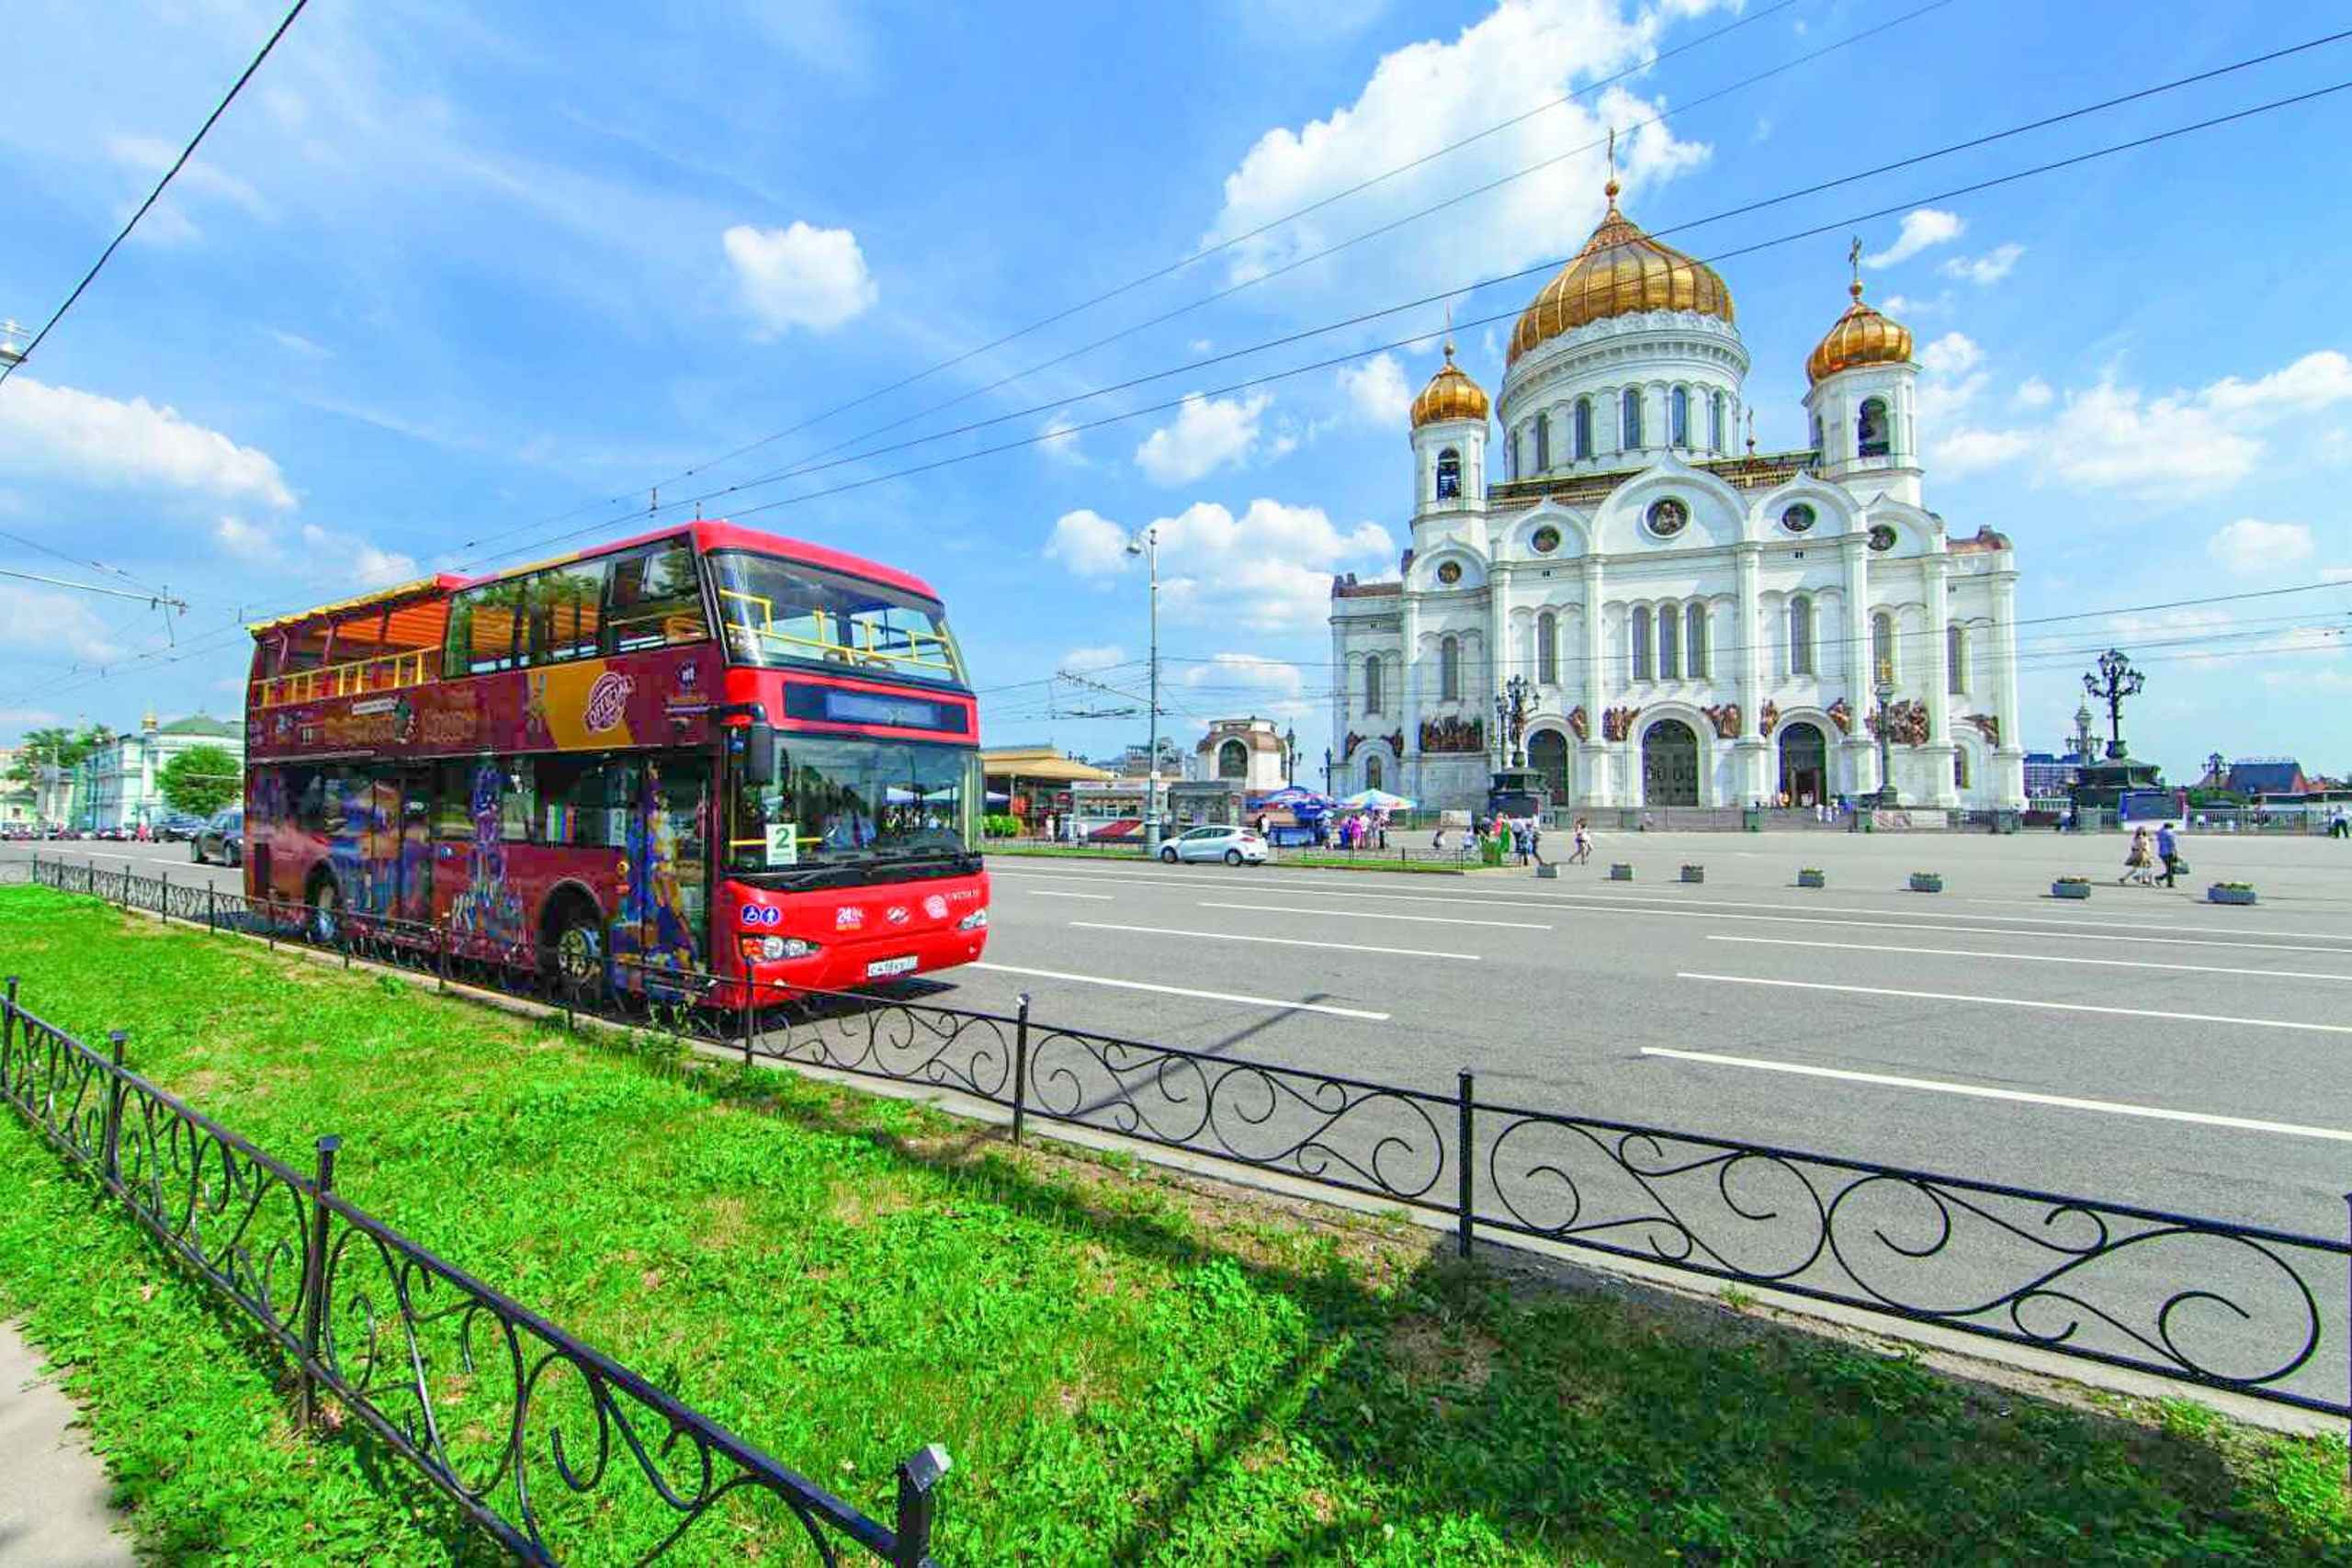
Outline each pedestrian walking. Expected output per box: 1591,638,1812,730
2331,807,2349,840
1569,818,1592,865
1528,819,1546,870
2156,821,2180,888
1511,820,1530,866
2121,826,2153,886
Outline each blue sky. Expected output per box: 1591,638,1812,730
2,0,2346,780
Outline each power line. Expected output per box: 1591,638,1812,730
464,42,2352,564
0,528,175,601
448,0,1820,559
0,0,310,390
16,50,2352,706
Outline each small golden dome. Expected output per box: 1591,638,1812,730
1409,338,1489,428
1806,279,1913,384
1508,181,1736,365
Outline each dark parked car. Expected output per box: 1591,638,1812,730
192,807,243,866
157,813,208,841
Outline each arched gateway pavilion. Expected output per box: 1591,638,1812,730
1329,172,2025,812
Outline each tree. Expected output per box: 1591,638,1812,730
158,745,241,818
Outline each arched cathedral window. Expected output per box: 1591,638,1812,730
1947,624,1967,695
1436,447,1461,499
1534,413,1550,473
1632,612,1651,682
1872,612,1896,682
1657,604,1679,680
1858,398,1891,458
1790,595,1815,676
1365,656,1384,715
1536,612,1557,685
1621,388,1643,449
1440,635,1461,701
1686,602,1709,679
1710,391,1725,452
1573,397,1592,460
1670,387,1690,448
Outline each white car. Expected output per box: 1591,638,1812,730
1160,825,1269,865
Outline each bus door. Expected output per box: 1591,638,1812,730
393,768,434,928
626,758,710,999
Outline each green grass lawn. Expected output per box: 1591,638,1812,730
3,883,2348,1564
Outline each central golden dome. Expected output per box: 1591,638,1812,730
1508,181,1736,365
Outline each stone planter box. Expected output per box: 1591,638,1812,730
1609,863,1634,881
1909,874,1944,894
1797,870,1826,889
2207,886,2257,907
2052,880,2091,900
1535,863,1559,879
1680,864,1705,884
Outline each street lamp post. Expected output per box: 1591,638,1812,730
2083,648,2144,761
1283,725,1297,786
1871,658,1899,807
1125,526,1162,856
1322,747,1332,794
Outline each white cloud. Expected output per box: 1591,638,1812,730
722,220,877,335
1928,350,2352,499
1878,291,1950,319
0,377,295,509
0,583,128,664
1179,652,1312,718
1188,339,1214,355
1940,243,2023,285
1201,2,1714,302
107,133,269,243
1134,391,1272,485
1046,498,1394,632
2206,519,2314,577
1918,332,1981,378
210,516,417,587
1337,352,1412,427
1039,410,1088,466
1060,644,1126,673
1864,209,1963,268
267,328,329,357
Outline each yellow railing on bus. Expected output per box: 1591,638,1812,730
249,648,434,710
717,589,958,677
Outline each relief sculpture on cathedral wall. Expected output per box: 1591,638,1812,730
1419,716,1484,754
1566,705,1589,741
1758,700,1781,738
1384,729,1405,760
1600,705,1640,742
1964,712,2000,748
1866,699,1930,747
1826,698,1854,736
1702,703,1742,739
1341,731,1366,761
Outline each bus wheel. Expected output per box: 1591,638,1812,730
548,906,607,1002
307,878,341,944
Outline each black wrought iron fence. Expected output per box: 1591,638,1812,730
0,965,952,1567
24,854,2352,1443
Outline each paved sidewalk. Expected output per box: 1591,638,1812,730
0,1320,133,1567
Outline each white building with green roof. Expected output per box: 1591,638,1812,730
72,710,244,831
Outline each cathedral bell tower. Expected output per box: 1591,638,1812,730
1408,335,1489,523
1803,242,1921,506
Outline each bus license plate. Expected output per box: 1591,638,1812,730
865,955,919,977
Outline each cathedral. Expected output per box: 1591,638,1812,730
1328,172,2025,813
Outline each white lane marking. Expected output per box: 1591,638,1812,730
1678,972,2352,1035
1706,933,2352,982
969,962,1390,1021
1071,920,1481,962
1642,1046,2352,1144
1025,890,1113,901
994,866,2352,949
1197,899,1551,931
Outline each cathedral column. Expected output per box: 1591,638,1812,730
1840,532,1877,797
1990,568,2027,807
1399,594,1423,801
1922,553,1957,806
1734,541,1769,804
1488,560,1510,770
1579,556,1610,805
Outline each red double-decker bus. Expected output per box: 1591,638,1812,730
241,521,989,1005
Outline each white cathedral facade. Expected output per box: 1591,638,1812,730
1329,178,2025,813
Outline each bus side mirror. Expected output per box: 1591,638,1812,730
735,721,776,786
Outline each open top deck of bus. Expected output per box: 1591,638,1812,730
245,522,956,711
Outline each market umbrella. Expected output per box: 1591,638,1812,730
1254,786,1335,809
1337,788,1417,810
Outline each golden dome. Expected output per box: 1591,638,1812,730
1806,280,1913,383
1508,181,1736,364
1409,338,1489,427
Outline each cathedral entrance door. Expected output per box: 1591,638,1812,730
1779,721,1827,807
1527,728,1570,806
1641,719,1700,807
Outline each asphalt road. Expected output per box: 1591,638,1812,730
18,829,2352,1404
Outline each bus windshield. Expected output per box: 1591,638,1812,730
728,734,980,881
709,551,965,686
